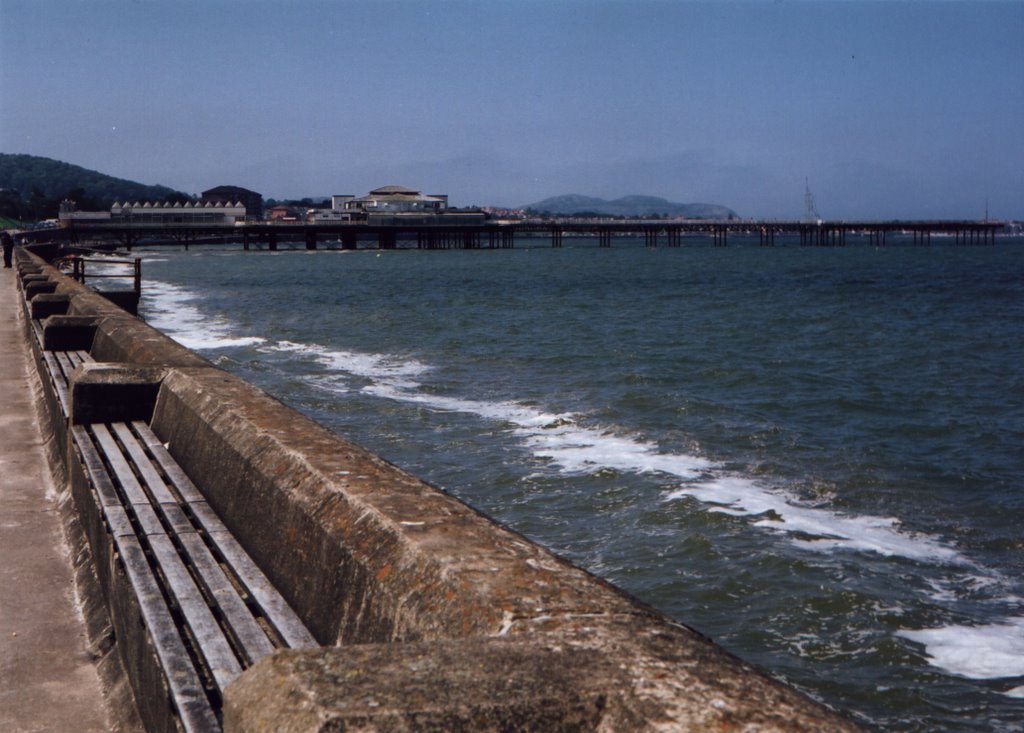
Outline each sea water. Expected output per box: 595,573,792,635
137,236,1024,731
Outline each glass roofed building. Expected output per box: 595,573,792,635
332,186,449,218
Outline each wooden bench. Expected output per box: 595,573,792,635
40,348,91,418
71,419,317,731
22,284,319,729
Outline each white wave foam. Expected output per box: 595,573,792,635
138,281,968,568
142,280,265,350
899,618,1024,690
271,341,429,387
264,335,966,566
288,344,962,565
667,478,963,563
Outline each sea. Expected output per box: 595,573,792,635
134,234,1024,731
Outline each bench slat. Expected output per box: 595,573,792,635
110,422,179,505
175,532,277,664
71,425,125,510
148,535,243,691
91,424,151,506
54,351,76,382
132,421,206,504
67,349,91,368
31,320,44,348
195,514,318,650
116,536,221,733
42,351,70,416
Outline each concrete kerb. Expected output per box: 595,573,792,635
15,245,864,731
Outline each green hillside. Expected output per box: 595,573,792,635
0,153,189,220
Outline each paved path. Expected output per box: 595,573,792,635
0,262,110,731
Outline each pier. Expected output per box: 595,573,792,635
1,239,867,731
44,218,1005,251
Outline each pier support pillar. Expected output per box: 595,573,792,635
305,231,317,250
269,232,278,251
342,231,357,250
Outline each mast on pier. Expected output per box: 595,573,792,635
804,177,821,223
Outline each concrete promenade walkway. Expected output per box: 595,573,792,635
0,263,109,732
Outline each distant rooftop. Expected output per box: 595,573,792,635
369,185,420,196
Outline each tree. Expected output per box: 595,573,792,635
0,189,25,220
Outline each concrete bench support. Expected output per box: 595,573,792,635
70,363,165,425
42,314,101,351
30,292,71,319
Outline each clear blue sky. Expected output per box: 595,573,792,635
2,0,1021,218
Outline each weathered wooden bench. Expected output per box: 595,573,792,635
71,419,318,731
40,348,91,418
21,301,318,730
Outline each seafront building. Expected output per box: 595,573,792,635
200,185,263,219
56,184,478,227
58,199,247,227
328,185,486,225
333,185,449,216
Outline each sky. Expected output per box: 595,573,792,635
1,0,1022,219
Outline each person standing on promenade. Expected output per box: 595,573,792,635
1,231,13,268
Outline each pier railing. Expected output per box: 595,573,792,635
52,254,142,314
54,253,141,291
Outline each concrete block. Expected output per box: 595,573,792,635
224,640,612,733
42,315,101,351
20,273,50,288
225,627,863,732
96,290,141,315
31,293,72,319
70,363,166,425
25,280,59,299
88,312,209,368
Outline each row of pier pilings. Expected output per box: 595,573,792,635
639,227,689,247
242,229,522,251
954,227,998,246
225,223,1001,252
800,225,848,247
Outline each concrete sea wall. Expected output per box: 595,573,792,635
18,247,863,732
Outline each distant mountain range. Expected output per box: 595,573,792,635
521,194,737,219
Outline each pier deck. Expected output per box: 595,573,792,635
40,218,1006,251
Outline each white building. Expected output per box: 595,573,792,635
332,186,449,217
109,200,246,225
